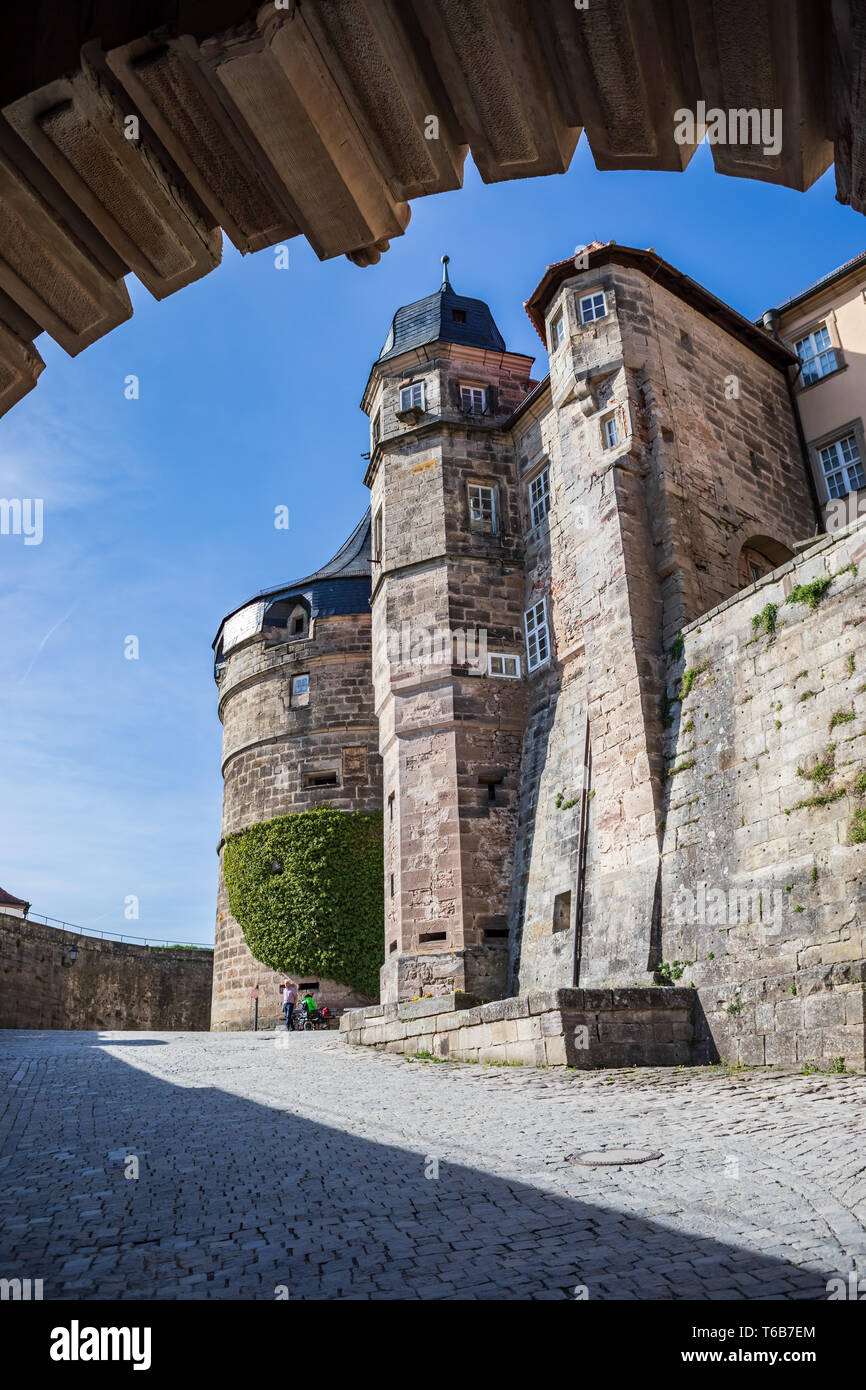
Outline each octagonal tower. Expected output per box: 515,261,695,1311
363,259,536,1003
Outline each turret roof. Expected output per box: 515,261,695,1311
377,255,506,362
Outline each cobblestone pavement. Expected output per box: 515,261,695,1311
1,1029,864,1300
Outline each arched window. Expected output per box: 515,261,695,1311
263,595,310,637
737,535,795,589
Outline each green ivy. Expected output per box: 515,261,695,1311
224,805,384,997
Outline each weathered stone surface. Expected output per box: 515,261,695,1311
0,912,211,1031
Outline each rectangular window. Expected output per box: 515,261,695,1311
399,381,425,412
304,770,338,788
373,508,383,562
291,673,310,706
488,652,521,678
603,413,619,449
528,466,551,528
795,325,838,385
818,433,865,499
419,931,447,944
478,776,503,804
460,385,486,415
580,290,607,324
468,483,496,533
388,792,395,821
390,874,395,898
524,599,551,672
553,890,572,933
451,308,467,324
373,410,381,444
550,312,565,349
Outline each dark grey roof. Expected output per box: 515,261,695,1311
297,508,372,583
215,511,372,643
378,259,506,361
771,249,866,314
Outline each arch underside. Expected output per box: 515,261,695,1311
0,0,862,419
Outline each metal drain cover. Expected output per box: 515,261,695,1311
566,1149,663,1166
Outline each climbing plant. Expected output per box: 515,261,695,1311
223,805,384,997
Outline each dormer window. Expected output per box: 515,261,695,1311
264,596,310,634
451,308,467,323
461,385,487,415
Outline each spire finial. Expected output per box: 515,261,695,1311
440,253,451,291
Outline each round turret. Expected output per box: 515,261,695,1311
211,512,383,1029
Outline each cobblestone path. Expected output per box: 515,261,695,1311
1,1029,864,1299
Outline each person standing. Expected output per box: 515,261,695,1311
280,980,297,1030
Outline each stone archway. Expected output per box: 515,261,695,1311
0,0,863,420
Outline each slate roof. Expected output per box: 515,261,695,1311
262,509,372,619
377,257,505,361
770,249,866,314
215,511,373,642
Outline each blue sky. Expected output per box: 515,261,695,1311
0,139,862,945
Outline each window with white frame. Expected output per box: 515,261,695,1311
461,384,487,414
603,412,619,449
291,673,310,706
579,290,607,324
488,652,521,678
524,599,550,672
399,381,425,412
528,466,551,528
468,483,496,533
795,325,837,385
550,312,565,350
818,433,865,498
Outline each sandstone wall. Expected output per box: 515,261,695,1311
369,342,533,1003
0,913,212,1030
511,262,819,997
340,986,697,1069
659,516,866,1070
212,608,382,1030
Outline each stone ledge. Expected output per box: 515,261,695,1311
339,987,697,1068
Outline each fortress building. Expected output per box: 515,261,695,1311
213,243,866,1071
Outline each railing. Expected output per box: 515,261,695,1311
22,911,213,951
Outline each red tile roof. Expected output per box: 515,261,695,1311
0,886,30,910
523,242,796,369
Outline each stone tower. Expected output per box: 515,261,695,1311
362,258,536,1003
211,514,383,1028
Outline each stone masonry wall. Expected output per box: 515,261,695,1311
212,610,382,1029
0,913,212,1030
340,986,696,1069
511,262,819,999
659,516,866,1070
369,341,533,1003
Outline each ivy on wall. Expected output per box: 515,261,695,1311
224,806,384,997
